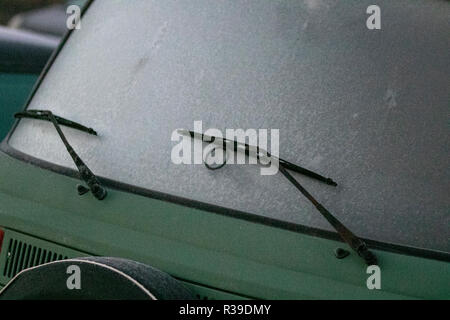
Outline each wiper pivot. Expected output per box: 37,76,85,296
15,110,107,200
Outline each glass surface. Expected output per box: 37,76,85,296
8,0,450,252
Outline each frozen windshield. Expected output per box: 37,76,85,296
7,0,450,252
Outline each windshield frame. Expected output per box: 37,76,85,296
1,0,449,263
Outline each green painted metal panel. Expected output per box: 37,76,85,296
0,151,448,299
0,228,245,300
0,73,37,140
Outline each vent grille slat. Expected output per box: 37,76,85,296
28,246,37,269
17,243,27,274
40,250,47,265
34,248,42,267
8,240,19,278
3,239,13,277
1,238,71,281
13,241,22,276
44,250,51,263
21,244,31,271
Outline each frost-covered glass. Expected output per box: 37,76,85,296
8,0,450,252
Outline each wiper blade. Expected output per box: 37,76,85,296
15,110,107,200
181,129,377,266
179,130,337,186
15,110,97,135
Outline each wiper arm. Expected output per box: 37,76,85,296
180,130,377,266
15,110,107,200
278,166,377,266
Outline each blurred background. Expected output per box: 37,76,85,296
0,0,86,37
0,0,87,139
0,1,64,25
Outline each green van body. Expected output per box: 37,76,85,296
0,0,448,299
0,149,449,299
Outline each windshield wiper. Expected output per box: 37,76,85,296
179,130,337,186
15,110,107,200
15,110,97,135
180,130,377,266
